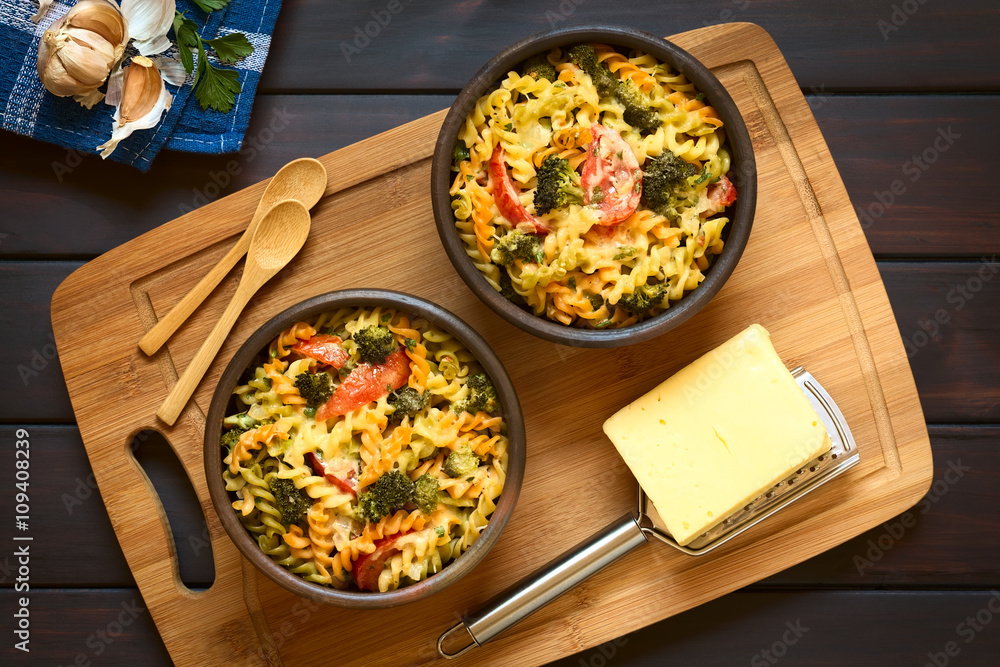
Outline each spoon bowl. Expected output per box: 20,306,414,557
138,158,327,355
156,199,312,426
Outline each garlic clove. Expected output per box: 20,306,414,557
70,2,128,46
97,55,172,159
119,55,161,122
61,30,116,85
120,0,175,57
36,48,82,97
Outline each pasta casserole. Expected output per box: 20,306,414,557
449,42,739,329
220,305,509,592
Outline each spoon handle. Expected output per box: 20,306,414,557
156,279,256,426
138,223,259,356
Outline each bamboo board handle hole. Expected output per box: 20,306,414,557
131,429,217,590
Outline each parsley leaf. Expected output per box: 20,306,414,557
195,39,241,113
695,92,705,102
205,33,254,64
174,10,254,113
613,246,637,261
173,13,199,74
192,0,230,12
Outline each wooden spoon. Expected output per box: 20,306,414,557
156,199,312,426
139,157,328,356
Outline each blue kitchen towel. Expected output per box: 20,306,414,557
0,0,281,171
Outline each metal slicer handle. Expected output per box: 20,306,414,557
437,512,647,659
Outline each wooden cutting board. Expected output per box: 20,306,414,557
51,22,932,667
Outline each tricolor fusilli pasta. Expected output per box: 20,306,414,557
450,43,739,329
220,306,508,592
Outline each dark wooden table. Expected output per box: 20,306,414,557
2,1,998,665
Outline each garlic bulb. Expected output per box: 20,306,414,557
120,0,175,57
36,0,128,108
97,55,172,158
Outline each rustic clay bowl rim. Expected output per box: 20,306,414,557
204,289,526,608
431,24,757,348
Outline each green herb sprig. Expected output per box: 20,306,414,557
173,10,254,113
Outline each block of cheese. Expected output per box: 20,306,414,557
603,324,831,546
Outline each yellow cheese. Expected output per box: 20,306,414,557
603,324,831,546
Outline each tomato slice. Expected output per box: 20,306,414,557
488,147,550,234
706,174,737,212
306,452,358,498
292,334,349,369
354,532,412,591
315,348,410,421
581,124,642,226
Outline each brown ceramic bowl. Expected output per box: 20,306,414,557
204,289,525,608
431,25,756,348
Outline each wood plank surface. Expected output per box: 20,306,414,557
0,96,452,259
47,23,935,666
0,2,995,663
815,96,1000,258
1,426,990,590
882,263,1000,423
5,589,999,666
0,262,76,422
549,590,1000,666
4,261,996,424
2,96,997,258
261,1,1000,92
763,425,1000,587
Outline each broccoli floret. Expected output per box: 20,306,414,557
220,426,248,453
569,44,661,136
294,372,333,407
444,445,480,478
568,44,618,98
355,470,415,524
453,141,470,165
269,477,312,526
455,373,500,415
623,104,662,135
521,53,557,82
533,155,585,215
641,152,698,217
490,231,544,266
388,387,428,421
616,283,669,315
223,412,258,430
353,325,397,365
413,474,440,514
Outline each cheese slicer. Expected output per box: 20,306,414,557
437,368,860,659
